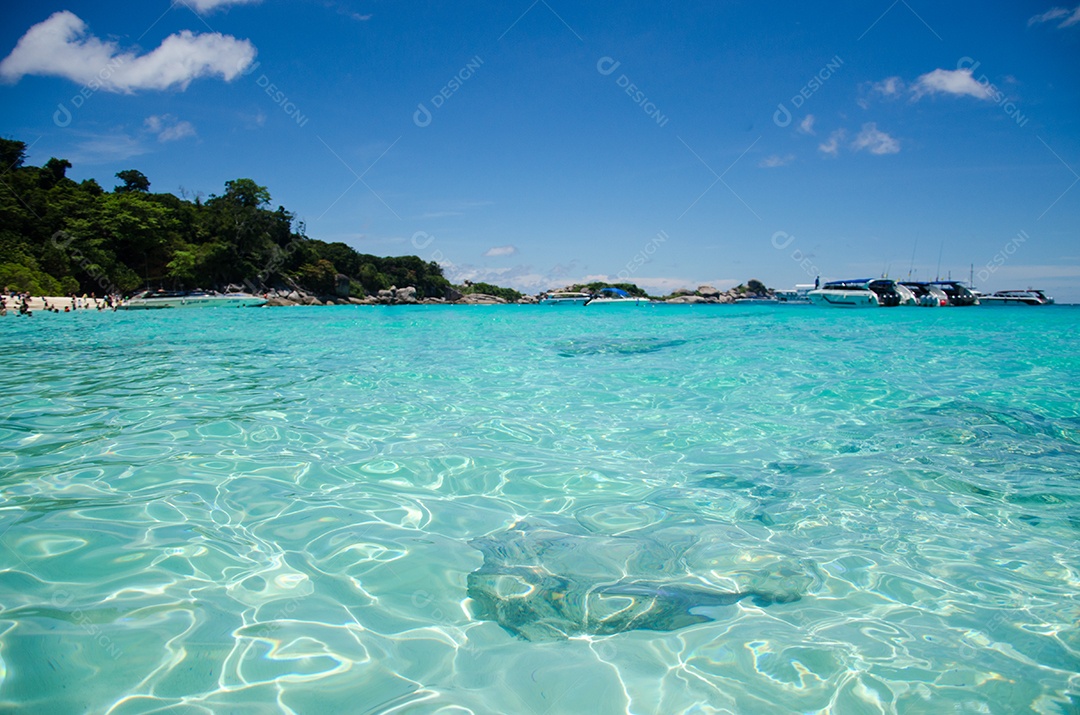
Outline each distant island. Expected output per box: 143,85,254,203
0,138,774,305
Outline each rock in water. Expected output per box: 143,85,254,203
465,519,816,641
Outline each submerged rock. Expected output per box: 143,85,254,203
465,519,818,641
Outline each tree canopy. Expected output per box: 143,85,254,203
0,137,453,299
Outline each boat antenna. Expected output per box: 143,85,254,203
935,242,944,281
908,239,918,279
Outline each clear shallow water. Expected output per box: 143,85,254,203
1,305,1078,714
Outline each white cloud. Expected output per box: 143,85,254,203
873,76,904,96
145,114,196,142
483,245,518,257
69,133,149,164
818,128,846,156
911,68,992,100
852,123,899,155
185,0,262,13
1028,5,1080,27
758,154,794,168
798,115,815,135
0,11,256,92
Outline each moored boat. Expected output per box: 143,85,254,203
807,279,910,308
899,281,949,307
774,284,815,304
929,281,979,306
119,290,267,310
977,289,1055,306
584,287,651,306
538,291,591,306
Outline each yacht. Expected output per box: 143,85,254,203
977,289,1055,306
929,281,979,306
899,282,949,307
119,290,267,310
807,279,910,308
584,287,651,305
538,291,591,306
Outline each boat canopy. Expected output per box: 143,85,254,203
597,287,630,297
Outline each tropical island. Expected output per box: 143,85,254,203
0,138,773,306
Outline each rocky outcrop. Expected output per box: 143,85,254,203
459,293,506,304
394,286,418,303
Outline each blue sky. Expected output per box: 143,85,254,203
2,1,1078,299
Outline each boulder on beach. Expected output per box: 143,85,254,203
459,293,506,304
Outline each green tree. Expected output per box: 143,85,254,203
115,169,150,193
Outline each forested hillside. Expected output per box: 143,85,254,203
0,138,450,298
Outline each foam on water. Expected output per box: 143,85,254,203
1,305,1079,714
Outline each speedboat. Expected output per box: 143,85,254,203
774,284,815,304
977,289,1055,306
900,282,949,307
807,279,910,308
584,287,651,305
538,291,591,306
119,290,267,310
929,281,979,306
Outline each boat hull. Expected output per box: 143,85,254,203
807,290,880,308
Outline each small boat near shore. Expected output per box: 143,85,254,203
119,290,266,310
774,284,815,304
584,287,651,306
977,289,1055,306
807,279,912,308
538,291,591,306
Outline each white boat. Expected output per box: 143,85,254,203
977,289,1054,306
807,279,911,308
899,282,949,307
584,287,651,306
774,284,815,304
929,281,979,306
119,290,267,310
538,291,591,306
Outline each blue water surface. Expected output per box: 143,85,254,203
1,304,1078,714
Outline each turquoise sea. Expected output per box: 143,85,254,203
1,305,1078,714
